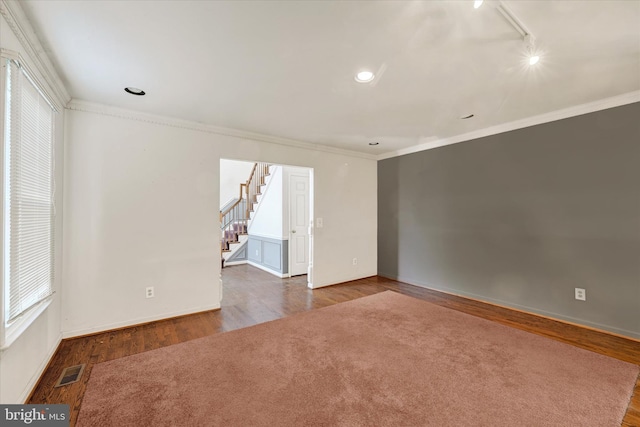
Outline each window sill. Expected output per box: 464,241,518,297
1,297,53,351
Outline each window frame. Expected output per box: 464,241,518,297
0,49,59,350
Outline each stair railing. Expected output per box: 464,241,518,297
219,162,270,253
245,162,270,219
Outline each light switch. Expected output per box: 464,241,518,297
316,218,323,228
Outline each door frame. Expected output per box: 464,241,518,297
287,170,311,278
218,159,315,296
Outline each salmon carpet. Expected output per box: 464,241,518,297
77,291,638,426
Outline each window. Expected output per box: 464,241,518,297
1,56,56,347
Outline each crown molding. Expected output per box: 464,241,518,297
67,99,378,161
377,90,640,161
0,0,71,106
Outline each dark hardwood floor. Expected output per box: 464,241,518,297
29,264,640,426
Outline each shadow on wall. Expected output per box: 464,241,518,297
377,160,400,278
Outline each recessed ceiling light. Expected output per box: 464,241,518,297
355,71,375,83
124,87,146,96
460,114,475,119
528,55,540,65
369,142,379,146
473,0,483,9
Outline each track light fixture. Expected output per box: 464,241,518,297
524,34,540,65
496,2,530,38
495,1,541,66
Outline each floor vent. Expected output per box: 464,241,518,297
54,364,86,387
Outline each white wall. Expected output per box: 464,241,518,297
62,110,220,336
248,166,284,239
248,165,312,240
0,11,64,403
63,106,377,337
219,159,254,208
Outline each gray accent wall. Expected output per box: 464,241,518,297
248,235,289,275
378,103,640,338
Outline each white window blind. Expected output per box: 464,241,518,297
3,58,55,324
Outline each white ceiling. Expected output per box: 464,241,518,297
19,0,640,156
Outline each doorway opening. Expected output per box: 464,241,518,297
219,159,314,302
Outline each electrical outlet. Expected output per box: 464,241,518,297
575,288,586,301
146,286,154,299
352,258,357,266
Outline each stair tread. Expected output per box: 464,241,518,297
227,237,248,243
222,165,271,260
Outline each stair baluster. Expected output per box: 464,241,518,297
220,162,270,264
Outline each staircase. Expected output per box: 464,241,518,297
220,162,271,266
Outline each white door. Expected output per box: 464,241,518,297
289,174,309,276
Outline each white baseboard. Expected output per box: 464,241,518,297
20,333,62,403
307,273,376,289
224,260,248,267
62,304,220,339
247,261,289,278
